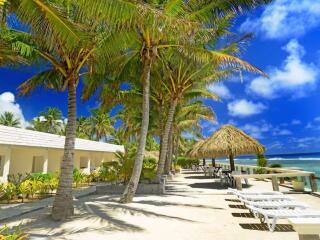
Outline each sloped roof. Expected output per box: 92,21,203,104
0,125,124,153
198,125,265,158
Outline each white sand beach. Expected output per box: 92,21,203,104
2,170,320,240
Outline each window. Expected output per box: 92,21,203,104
80,157,88,169
32,156,44,173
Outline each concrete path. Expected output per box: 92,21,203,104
1,171,320,240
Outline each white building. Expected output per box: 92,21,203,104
0,125,125,182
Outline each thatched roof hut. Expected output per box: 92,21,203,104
188,139,206,158
192,125,265,170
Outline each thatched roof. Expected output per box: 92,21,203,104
188,139,206,158
192,125,265,158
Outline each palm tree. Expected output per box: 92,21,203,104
0,111,20,127
88,109,114,141
39,107,64,134
6,0,142,220
83,0,269,203
76,117,91,140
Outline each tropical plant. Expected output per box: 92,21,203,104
73,168,85,188
1,182,16,203
5,0,139,220
0,224,28,240
88,108,114,141
30,107,64,134
257,154,268,167
0,112,20,127
176,157,199,169
76,117,91,139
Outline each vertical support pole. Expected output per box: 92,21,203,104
211,158,215,167
229,154,235,171
43,148,49,173
235,177,242,190
87,157,91,174
298,234,320,240
272,176,279,191
3,146,12,182
309,174,318,192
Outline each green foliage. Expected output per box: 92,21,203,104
176,156,199,169
269,163,282,168
255,167,267,174
0,224,28,240
73,168,86,188
0,111,21,127
98,162,120,183
141,157,157,182
0,183,16,203
256,154,268,167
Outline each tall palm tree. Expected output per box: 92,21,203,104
6,0,141,220
0,111,20,127
83,0,270,203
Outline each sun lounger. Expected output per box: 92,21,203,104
242,199,308,210
228,188,283,196
247,206,320,232
237,193,293,202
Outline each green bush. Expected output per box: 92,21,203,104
257,154,268,167
0,183,16,203
255,167,267,174
269,163,282,168
176,157,199,169
141,157,157,182
0,225,28,239
73,168,86,187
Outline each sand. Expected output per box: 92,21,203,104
1,170,320,240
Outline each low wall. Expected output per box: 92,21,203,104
96,183,165,195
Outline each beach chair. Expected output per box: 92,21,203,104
247,206,320,232
237,193,293,202
242,199,309,211
228,188,283,196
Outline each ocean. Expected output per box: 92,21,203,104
211,152,320,191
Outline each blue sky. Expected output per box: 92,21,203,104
0,0,320,154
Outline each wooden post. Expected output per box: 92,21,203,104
298,234,320,240
211,158,215,167
272,176,279,191
309,174,318,192
203,158,206,166
229,154,235,171
235,177,242,190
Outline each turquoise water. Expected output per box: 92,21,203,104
210,152,320,191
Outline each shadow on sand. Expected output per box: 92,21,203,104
239,223,294,232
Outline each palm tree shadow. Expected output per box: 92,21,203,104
133,200,224,210
91,201,197,223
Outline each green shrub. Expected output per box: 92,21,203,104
269,163,282,168
255,167,267,174
73,168,85,187
176,157,199,169
256,154,268,167
1,183,16,203
0,225,28,239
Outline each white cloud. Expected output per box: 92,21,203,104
248,40,319,99
273,129,292,136
227,99,266,117
240,122,271,139
0,92,26,127
207,83,232,99
306,117,320,131
240,0,320,39
291,119,301,125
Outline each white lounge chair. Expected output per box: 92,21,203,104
237,193,293,202
247,206,320,232
228,188,283,196
242,199,309,210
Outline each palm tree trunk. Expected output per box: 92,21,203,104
156,97,178,180
120,58,152,203
52,79,77,220
164,125,173,174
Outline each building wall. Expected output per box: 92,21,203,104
0,145,119,182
